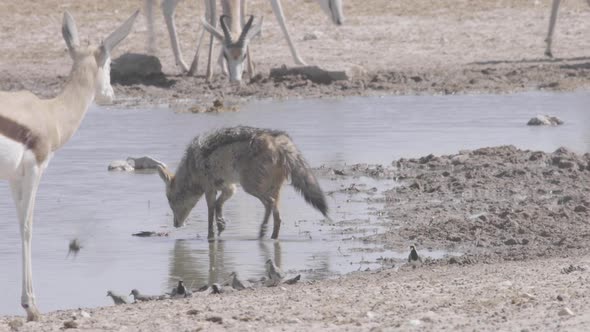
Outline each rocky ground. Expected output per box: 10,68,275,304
321,146,590,264
1,0,590,106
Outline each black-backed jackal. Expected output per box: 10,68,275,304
157,126,328,239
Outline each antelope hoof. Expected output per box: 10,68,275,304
207,231,215,240
544,50,553,58
23,304,40,321
271,232,279,240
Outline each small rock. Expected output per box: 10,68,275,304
205,316,223,324
504,238,518,246
557,295,564,301
447,235,462,242
366,311,378,319
80,310,91,318
187,309,200,315
527,115,563,126
409,181,422,190
63,320,78,329
7,319,23,331
451,155,469,165
108,160,134,171
574,205,588,213
558,307,574,317
270,65,349,84
333,169,345,176
126,156,166,170
303,31,321,41
557,160,575,169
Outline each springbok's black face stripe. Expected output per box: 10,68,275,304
0,114,47,163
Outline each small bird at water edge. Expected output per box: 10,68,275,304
408,245,423,268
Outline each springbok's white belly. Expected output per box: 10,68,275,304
0,134,26,180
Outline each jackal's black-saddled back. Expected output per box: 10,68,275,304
197,126,289,158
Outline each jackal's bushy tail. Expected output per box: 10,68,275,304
277,137,328,216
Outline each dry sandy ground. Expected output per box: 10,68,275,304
1,256,590,331
3,0,590,330
2,0,590,106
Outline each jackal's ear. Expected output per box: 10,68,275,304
157,165,173,185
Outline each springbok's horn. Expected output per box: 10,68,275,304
237,15,255,46
220,15,232,44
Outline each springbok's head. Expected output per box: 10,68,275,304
62,10,139,105
202,15,263,83
316,0,344,25
157,165,202,228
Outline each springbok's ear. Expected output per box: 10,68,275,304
201,17,224,41
103,9,140,53
247,16,264,40
157,165,173,185
62,11,80,58
95,44,110,68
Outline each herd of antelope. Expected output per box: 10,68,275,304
0,0,586,321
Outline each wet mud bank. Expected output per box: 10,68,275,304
320,146,590,265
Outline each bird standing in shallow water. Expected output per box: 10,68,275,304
67,239,82,257
230,272,248,290
265,259,284,286
106,291,128,305
175,280,187,295
211,283,224,294
408,245,423,268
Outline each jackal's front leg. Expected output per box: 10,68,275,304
205,191,217,239
214,185,236,236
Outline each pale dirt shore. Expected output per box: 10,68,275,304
1,0,590,106
1,255,590,332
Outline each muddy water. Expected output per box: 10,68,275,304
0,92,589,315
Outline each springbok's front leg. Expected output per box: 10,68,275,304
161,0,190,72
241,0,256,78
145,0,157,54
10,161,47,321
545,0,561,57
205,0,217,81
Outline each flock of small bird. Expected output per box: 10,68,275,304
105,259,302,305
81,238,423,306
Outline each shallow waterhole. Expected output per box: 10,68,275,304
0,91,589,315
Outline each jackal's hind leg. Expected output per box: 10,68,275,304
215,185,236,235
258,198,274,239
270,190,282,240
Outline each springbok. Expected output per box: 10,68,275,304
545,0,590,57
145,0,344,77
201,0,263,83
0,10,139,320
